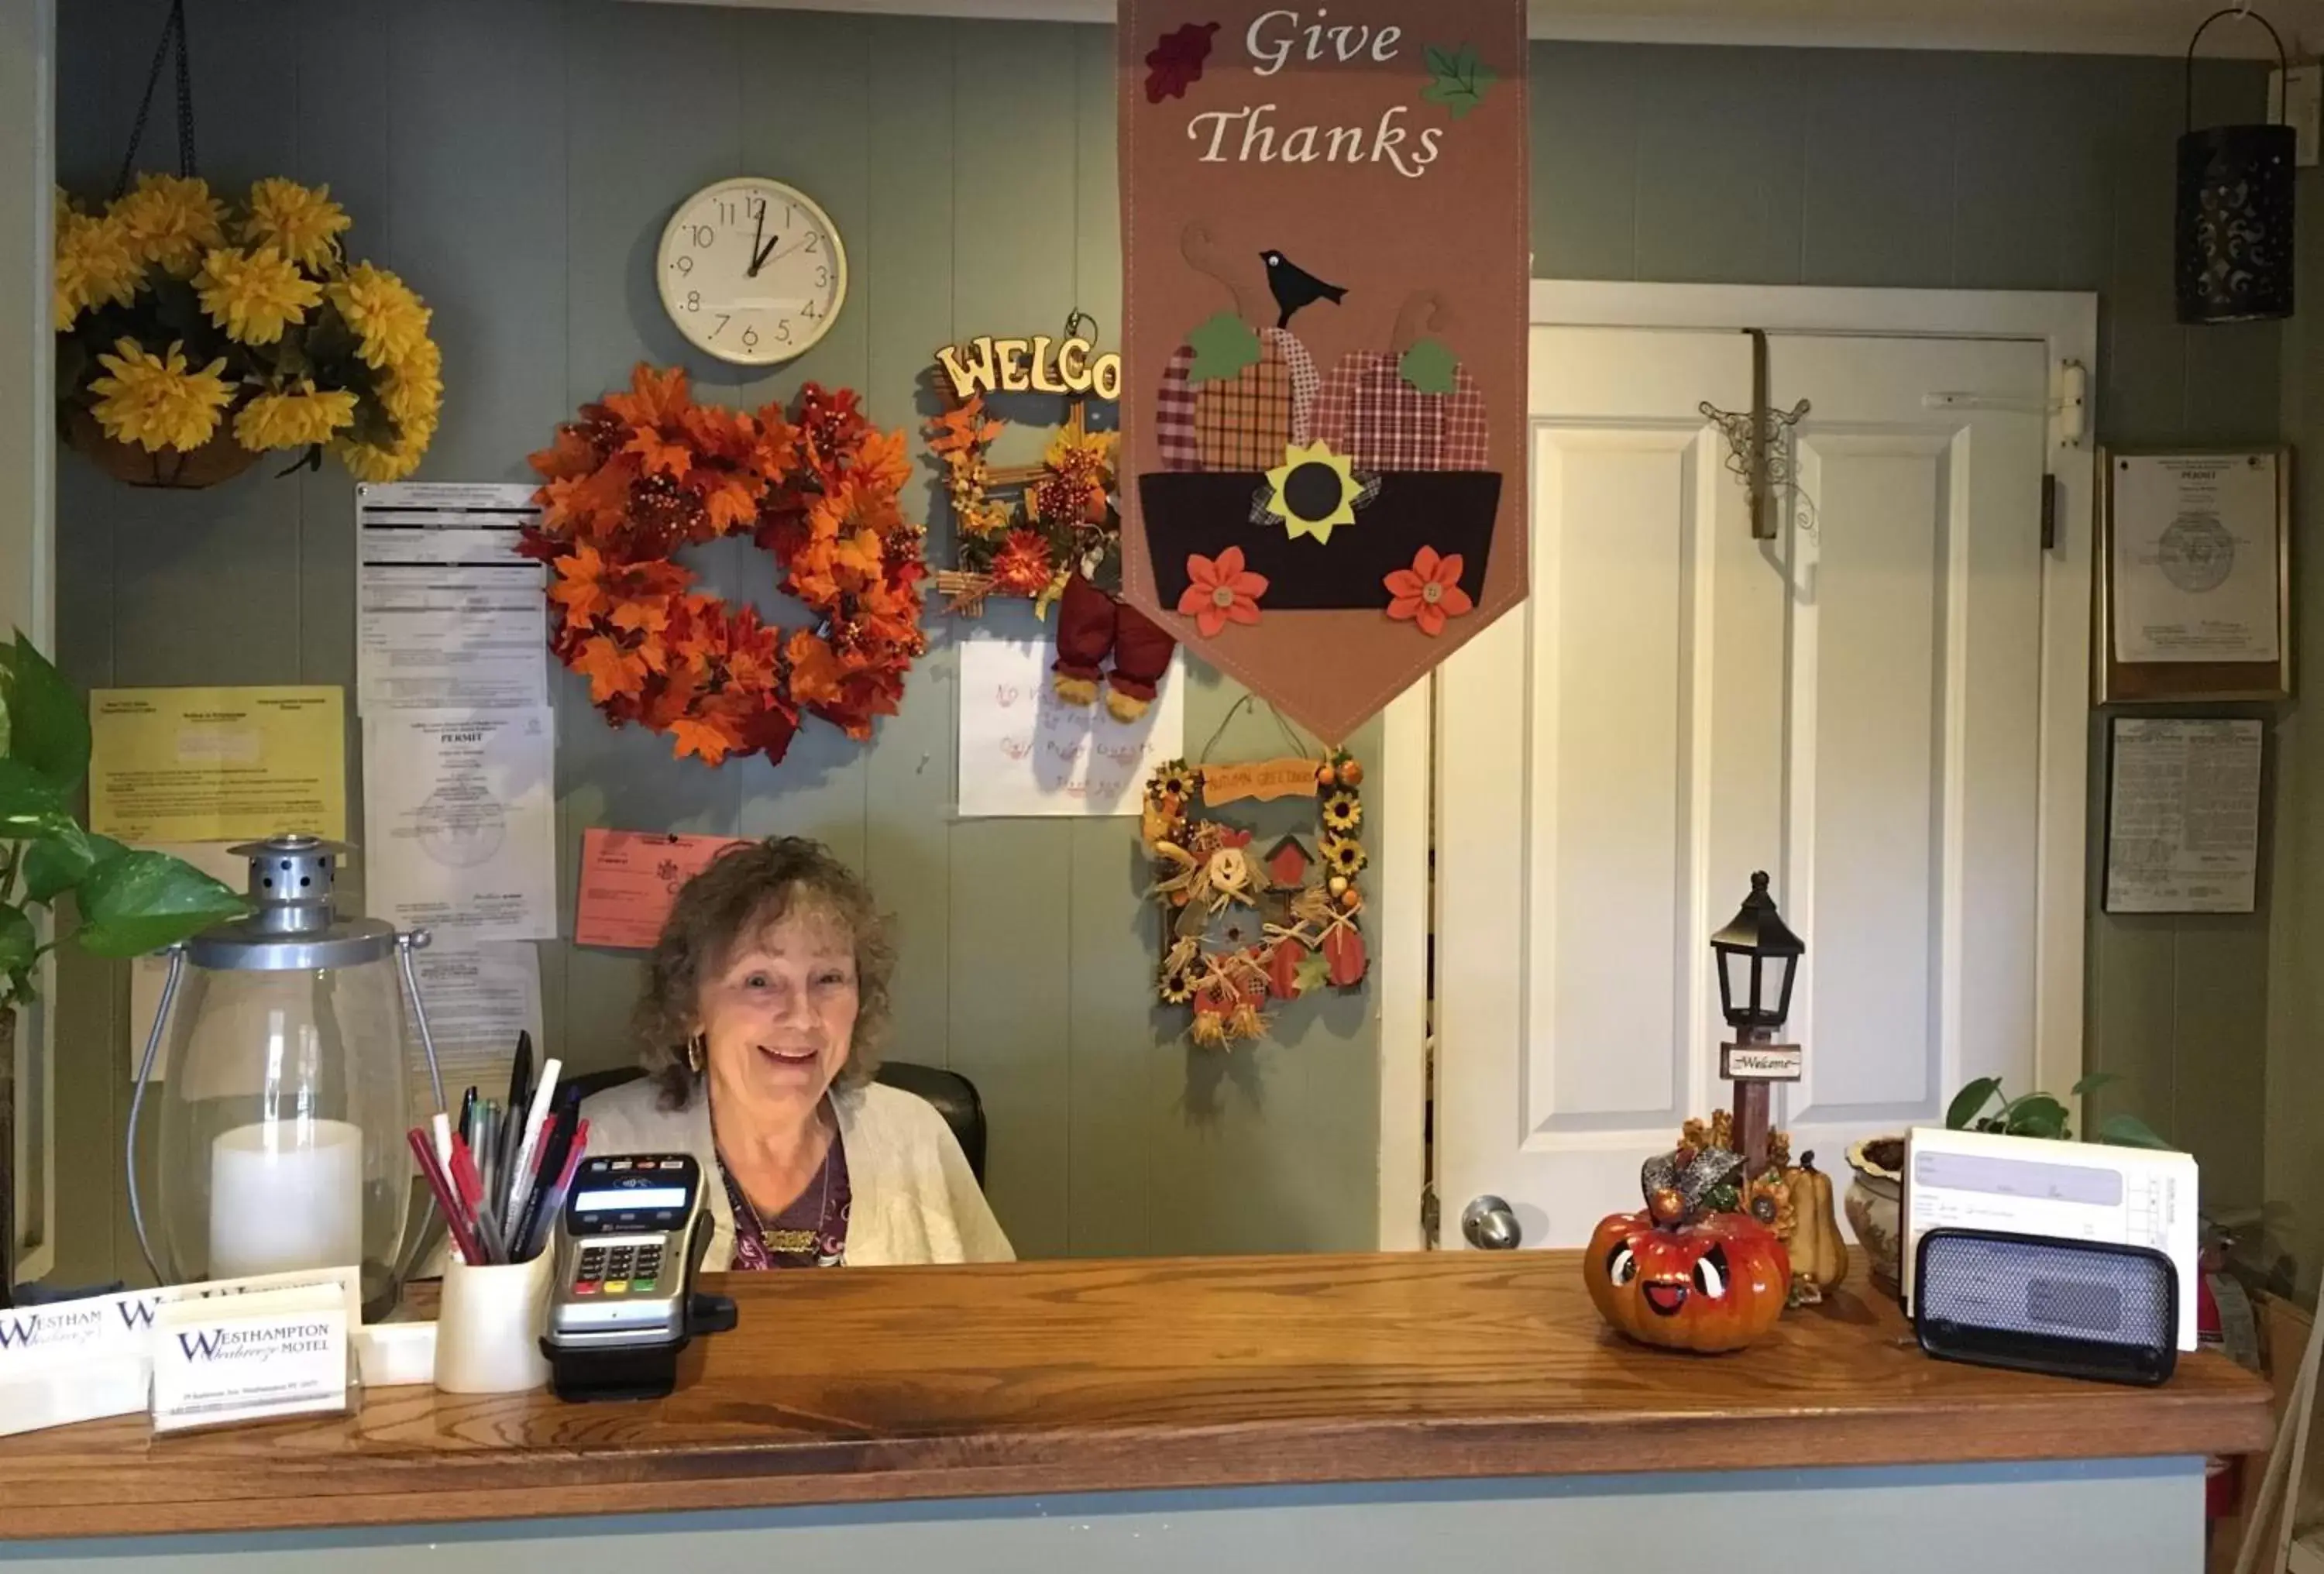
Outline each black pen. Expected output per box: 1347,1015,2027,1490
513,1109,576,1262
502,1032,534,1185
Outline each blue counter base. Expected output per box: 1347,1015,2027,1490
0,1457,2205,1573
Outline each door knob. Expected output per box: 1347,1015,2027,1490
1461,1194,1521,1250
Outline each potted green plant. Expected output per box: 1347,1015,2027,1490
2,634,250,1306
1844,1073,2171,1294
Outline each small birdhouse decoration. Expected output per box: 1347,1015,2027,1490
1263,835,1313,890
1119,0,1528,746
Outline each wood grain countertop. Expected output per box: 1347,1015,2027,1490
0,1251,2274,1539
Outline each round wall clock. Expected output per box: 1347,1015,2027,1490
655,177,848,366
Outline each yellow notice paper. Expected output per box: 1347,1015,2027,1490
89,687,347,844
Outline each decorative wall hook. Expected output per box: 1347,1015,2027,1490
1698,329,1809,541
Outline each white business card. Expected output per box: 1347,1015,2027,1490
150,1283,353,1434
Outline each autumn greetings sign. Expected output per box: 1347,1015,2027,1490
1120,2,1527,743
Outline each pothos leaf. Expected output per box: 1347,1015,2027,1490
0,904,35,974
1945,1075,2002,1130
2098,1113,2176,1150
69,851,250,959
1399,337,1459,396
1420,41,1497,119
1186,311,1262,384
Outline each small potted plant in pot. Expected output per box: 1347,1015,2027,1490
1844,1073,2171,1294
2,634,250,1305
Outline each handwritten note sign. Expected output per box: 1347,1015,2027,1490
957,639,1184,818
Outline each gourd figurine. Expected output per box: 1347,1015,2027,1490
1780,1150,1848,1303
1585,1146,1792,1354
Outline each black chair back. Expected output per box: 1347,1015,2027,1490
555,1060,987,1187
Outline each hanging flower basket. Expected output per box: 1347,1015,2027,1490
64,405,260,490
54,2,442,490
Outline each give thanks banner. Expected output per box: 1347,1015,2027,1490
1119,2,1527,743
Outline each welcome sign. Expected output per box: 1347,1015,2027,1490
1119,2,1527,743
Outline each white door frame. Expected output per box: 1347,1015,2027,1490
1376,280,2098,1248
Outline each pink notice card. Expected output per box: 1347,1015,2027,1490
573,829,749,950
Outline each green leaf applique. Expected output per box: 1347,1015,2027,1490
1186,311,1263,384
1421,43,1497,120
1292,948,1333,997
1399,337,1459,396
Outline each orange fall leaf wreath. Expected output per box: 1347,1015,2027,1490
522,364,929,767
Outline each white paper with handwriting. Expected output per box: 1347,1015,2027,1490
957,639,1184,818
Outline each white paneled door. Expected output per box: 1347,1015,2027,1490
1435,321,2052,1248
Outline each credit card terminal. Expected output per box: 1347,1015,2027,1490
540,1153,737,1401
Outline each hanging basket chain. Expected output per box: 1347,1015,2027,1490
111,0,198,199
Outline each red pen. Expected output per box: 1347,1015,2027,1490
521,1122,591,1261
408,1128,486,1268
447,1134,506,1262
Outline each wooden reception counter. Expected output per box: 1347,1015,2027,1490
0,1253,2274,1569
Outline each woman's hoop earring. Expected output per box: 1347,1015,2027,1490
686,1033,706,1074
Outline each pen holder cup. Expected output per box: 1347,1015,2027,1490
435,1252,553,1394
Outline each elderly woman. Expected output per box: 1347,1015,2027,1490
581,837,1011,1267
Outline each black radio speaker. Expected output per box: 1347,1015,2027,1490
1913,1228,2178,1387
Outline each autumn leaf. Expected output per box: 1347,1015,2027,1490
786,630,847,706
572,634,648,703
548,543,614,630
608,596,669,637
669,717,738,766
696,473,761,534
855,427,913,493
1420,42,1497,119
1293,948,1333,996
528,425,600,481
624,425,694,479
927,397,1003,455
1144,20,1219,104
603,362,692,428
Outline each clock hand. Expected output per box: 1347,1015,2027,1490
746,206,767,277
749,229,782,278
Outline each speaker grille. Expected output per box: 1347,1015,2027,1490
1919,1232,2171,1348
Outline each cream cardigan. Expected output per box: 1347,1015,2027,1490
578,1074,1015,1268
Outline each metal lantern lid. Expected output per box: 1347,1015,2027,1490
2175,8,2296,325
182,834,398,972
1709,871,1805,961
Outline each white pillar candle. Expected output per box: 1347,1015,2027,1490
207,1119,365,1280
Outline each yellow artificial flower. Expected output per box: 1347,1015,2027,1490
53,204,143,328
110,173,227,277
327,262,431,369
232,383,357,451
329,431,428,484
378,335,443,433
1043,421,1117,473
241,177,349,272
195,245,322,345
87,338,235,453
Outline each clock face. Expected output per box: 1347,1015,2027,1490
655,177,847,366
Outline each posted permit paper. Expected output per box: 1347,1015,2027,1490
363,708,557,941
356,481,548,713
88,687,346,843
575,829,747,950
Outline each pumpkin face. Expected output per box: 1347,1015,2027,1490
1585,1207,1792,1353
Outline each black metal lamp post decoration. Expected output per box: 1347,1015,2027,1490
2176,9,2296,325
1711,871,1805,1177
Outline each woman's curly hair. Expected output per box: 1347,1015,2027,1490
631,837,895,1109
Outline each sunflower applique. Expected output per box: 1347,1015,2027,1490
1259,440,1368,545
1322,835,1367,878
1321,791,1362,833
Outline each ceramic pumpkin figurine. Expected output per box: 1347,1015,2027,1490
1585,1147,1792,1353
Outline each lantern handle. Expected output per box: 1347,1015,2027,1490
395,930,448,1116
2185,7,2288,132
124,945,187,1284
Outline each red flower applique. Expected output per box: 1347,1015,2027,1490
1177,545,1267,637
1145,21,1220,104
1384,546,1474,637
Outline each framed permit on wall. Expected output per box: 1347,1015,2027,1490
2097,446,2292,703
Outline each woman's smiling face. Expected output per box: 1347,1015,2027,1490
694,901,860,1122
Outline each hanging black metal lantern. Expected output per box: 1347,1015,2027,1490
2176,9,2296,325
